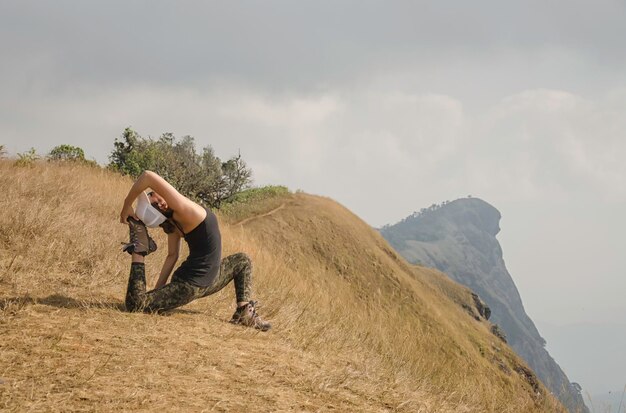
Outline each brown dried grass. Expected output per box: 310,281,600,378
0,160,566,412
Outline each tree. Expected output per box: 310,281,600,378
48,144,86,162
0,145,6,159
195,146,224,206
107,128,253,208
108,127,145,177
219,154,253,205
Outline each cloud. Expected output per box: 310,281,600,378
472,88,626,202
4,82,625,225
2,1,625,94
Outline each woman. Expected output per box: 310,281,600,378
119,170,271,331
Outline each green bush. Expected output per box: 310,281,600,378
48,144,85,161
48,144,99,167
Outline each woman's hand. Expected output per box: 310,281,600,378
119,203,138,224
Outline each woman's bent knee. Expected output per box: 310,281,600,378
232,252,252,269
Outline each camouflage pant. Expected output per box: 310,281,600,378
125,252,253,313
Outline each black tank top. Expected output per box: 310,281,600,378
172,208,222,287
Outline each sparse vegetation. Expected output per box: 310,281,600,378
0,161,568,412
219,185,290,224
380,200,455,232
14,147,39,167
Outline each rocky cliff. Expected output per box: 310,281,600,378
379,197,588,413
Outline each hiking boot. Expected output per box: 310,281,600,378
229,301,272,331
121,217,157,256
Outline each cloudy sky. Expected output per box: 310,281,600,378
2,0,625,394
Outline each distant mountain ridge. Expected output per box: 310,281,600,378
380,197,589,413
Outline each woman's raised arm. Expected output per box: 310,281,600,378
119,170,188,223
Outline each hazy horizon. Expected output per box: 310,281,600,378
2,0,625,397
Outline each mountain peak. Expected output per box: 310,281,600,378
380,198,588,413
429,197,501,236
401,197,500,235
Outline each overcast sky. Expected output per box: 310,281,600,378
2,0,625,394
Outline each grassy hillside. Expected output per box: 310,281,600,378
0,161,566,412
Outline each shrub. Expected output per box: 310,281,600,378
15,148,40,167
0,144,6,159
48,144,85,162
48,144,99,167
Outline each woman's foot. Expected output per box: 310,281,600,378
122,217,157,256
229,301,272,331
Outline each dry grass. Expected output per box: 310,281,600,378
0,160,566,412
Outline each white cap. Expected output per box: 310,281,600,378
135,191,167,228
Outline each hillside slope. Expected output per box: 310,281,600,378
379,198,588,413
0,162,566,412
